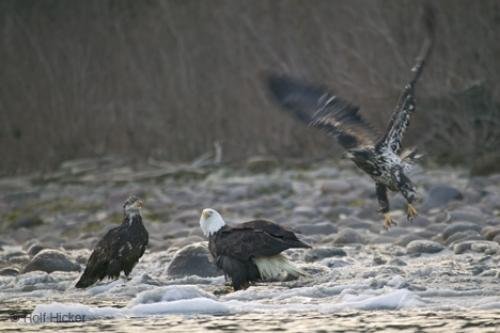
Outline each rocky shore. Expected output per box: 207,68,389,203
0,157,499,329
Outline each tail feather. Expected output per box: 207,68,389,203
253,254,309,281
75,273,97,288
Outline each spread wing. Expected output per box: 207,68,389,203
376,6,435,153
267,74,377,150
215,220,309,261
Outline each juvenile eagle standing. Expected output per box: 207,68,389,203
200,208,310,291
75,196,148,288
266,8,434,229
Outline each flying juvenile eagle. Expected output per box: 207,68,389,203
266,8,434,229
200,208,310,291
76,196,149,288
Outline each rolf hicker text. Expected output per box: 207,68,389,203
11,312,87,323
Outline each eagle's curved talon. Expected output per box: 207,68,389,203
407,204,418,221
383,213,396,230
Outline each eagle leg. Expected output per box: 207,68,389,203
383,213,396,230
407,203,418,221
376,183,396,229
392,166,418,222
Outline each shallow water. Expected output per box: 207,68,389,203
1,311,500,332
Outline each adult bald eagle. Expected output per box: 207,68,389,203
200,208,310,291
266,8,434,229
75,196,148,288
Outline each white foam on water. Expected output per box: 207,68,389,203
129,297,230,316
29,302,123,323
319,289,422,312
129,285,214,306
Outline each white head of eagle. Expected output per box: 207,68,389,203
200,208,226,236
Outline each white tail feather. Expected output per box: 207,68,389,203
253,255,308,281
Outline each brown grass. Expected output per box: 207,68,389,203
1,0,499,175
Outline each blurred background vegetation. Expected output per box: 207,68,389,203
1,0,499,176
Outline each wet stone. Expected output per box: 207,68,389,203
167,242,221,278
442,222,482,240
453,241,474,254
445,231,483,246
23,249,80,274
448,210,486,224
395,234,425,247
298,222,337,236
0,267,19,276
27,244,45,256
388,258,407,266
470,241,499,254
372,255,387,265
304,247,346,262
406,240,444,254
482,227,500,241
423,185,463,210
333,228,365,245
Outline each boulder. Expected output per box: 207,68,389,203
167,242,221,278
333,228,365,245
0,267,19,276
442,222,482,240
423,185,463,210
23,249,80,273
406,240,444,254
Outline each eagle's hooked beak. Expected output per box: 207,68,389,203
137,200,144,209
202,210,209,219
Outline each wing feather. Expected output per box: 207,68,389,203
267,74,377,150
215,220,309,261
376,5,435,153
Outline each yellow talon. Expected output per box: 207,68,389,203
407,204,418,221
383,213,396,230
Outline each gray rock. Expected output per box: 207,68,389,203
333,228,365,245
453,241,474,254
373,256,387,265
482,227,500,241
442,222,482,240
304,247,346,262
388,258,407,266
0,267,19,276
423,185,463,210
395,234,425,247
408,216,431,228
319,180,352,194
293,206,317,218
298,222,337,236
27,244,45,256
321,258,351,269
11,216,44,229
470,241,499,254
448,210,486,224
23,249,80,273
445,231,483,246
406,240,444,254
167,242,221,278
